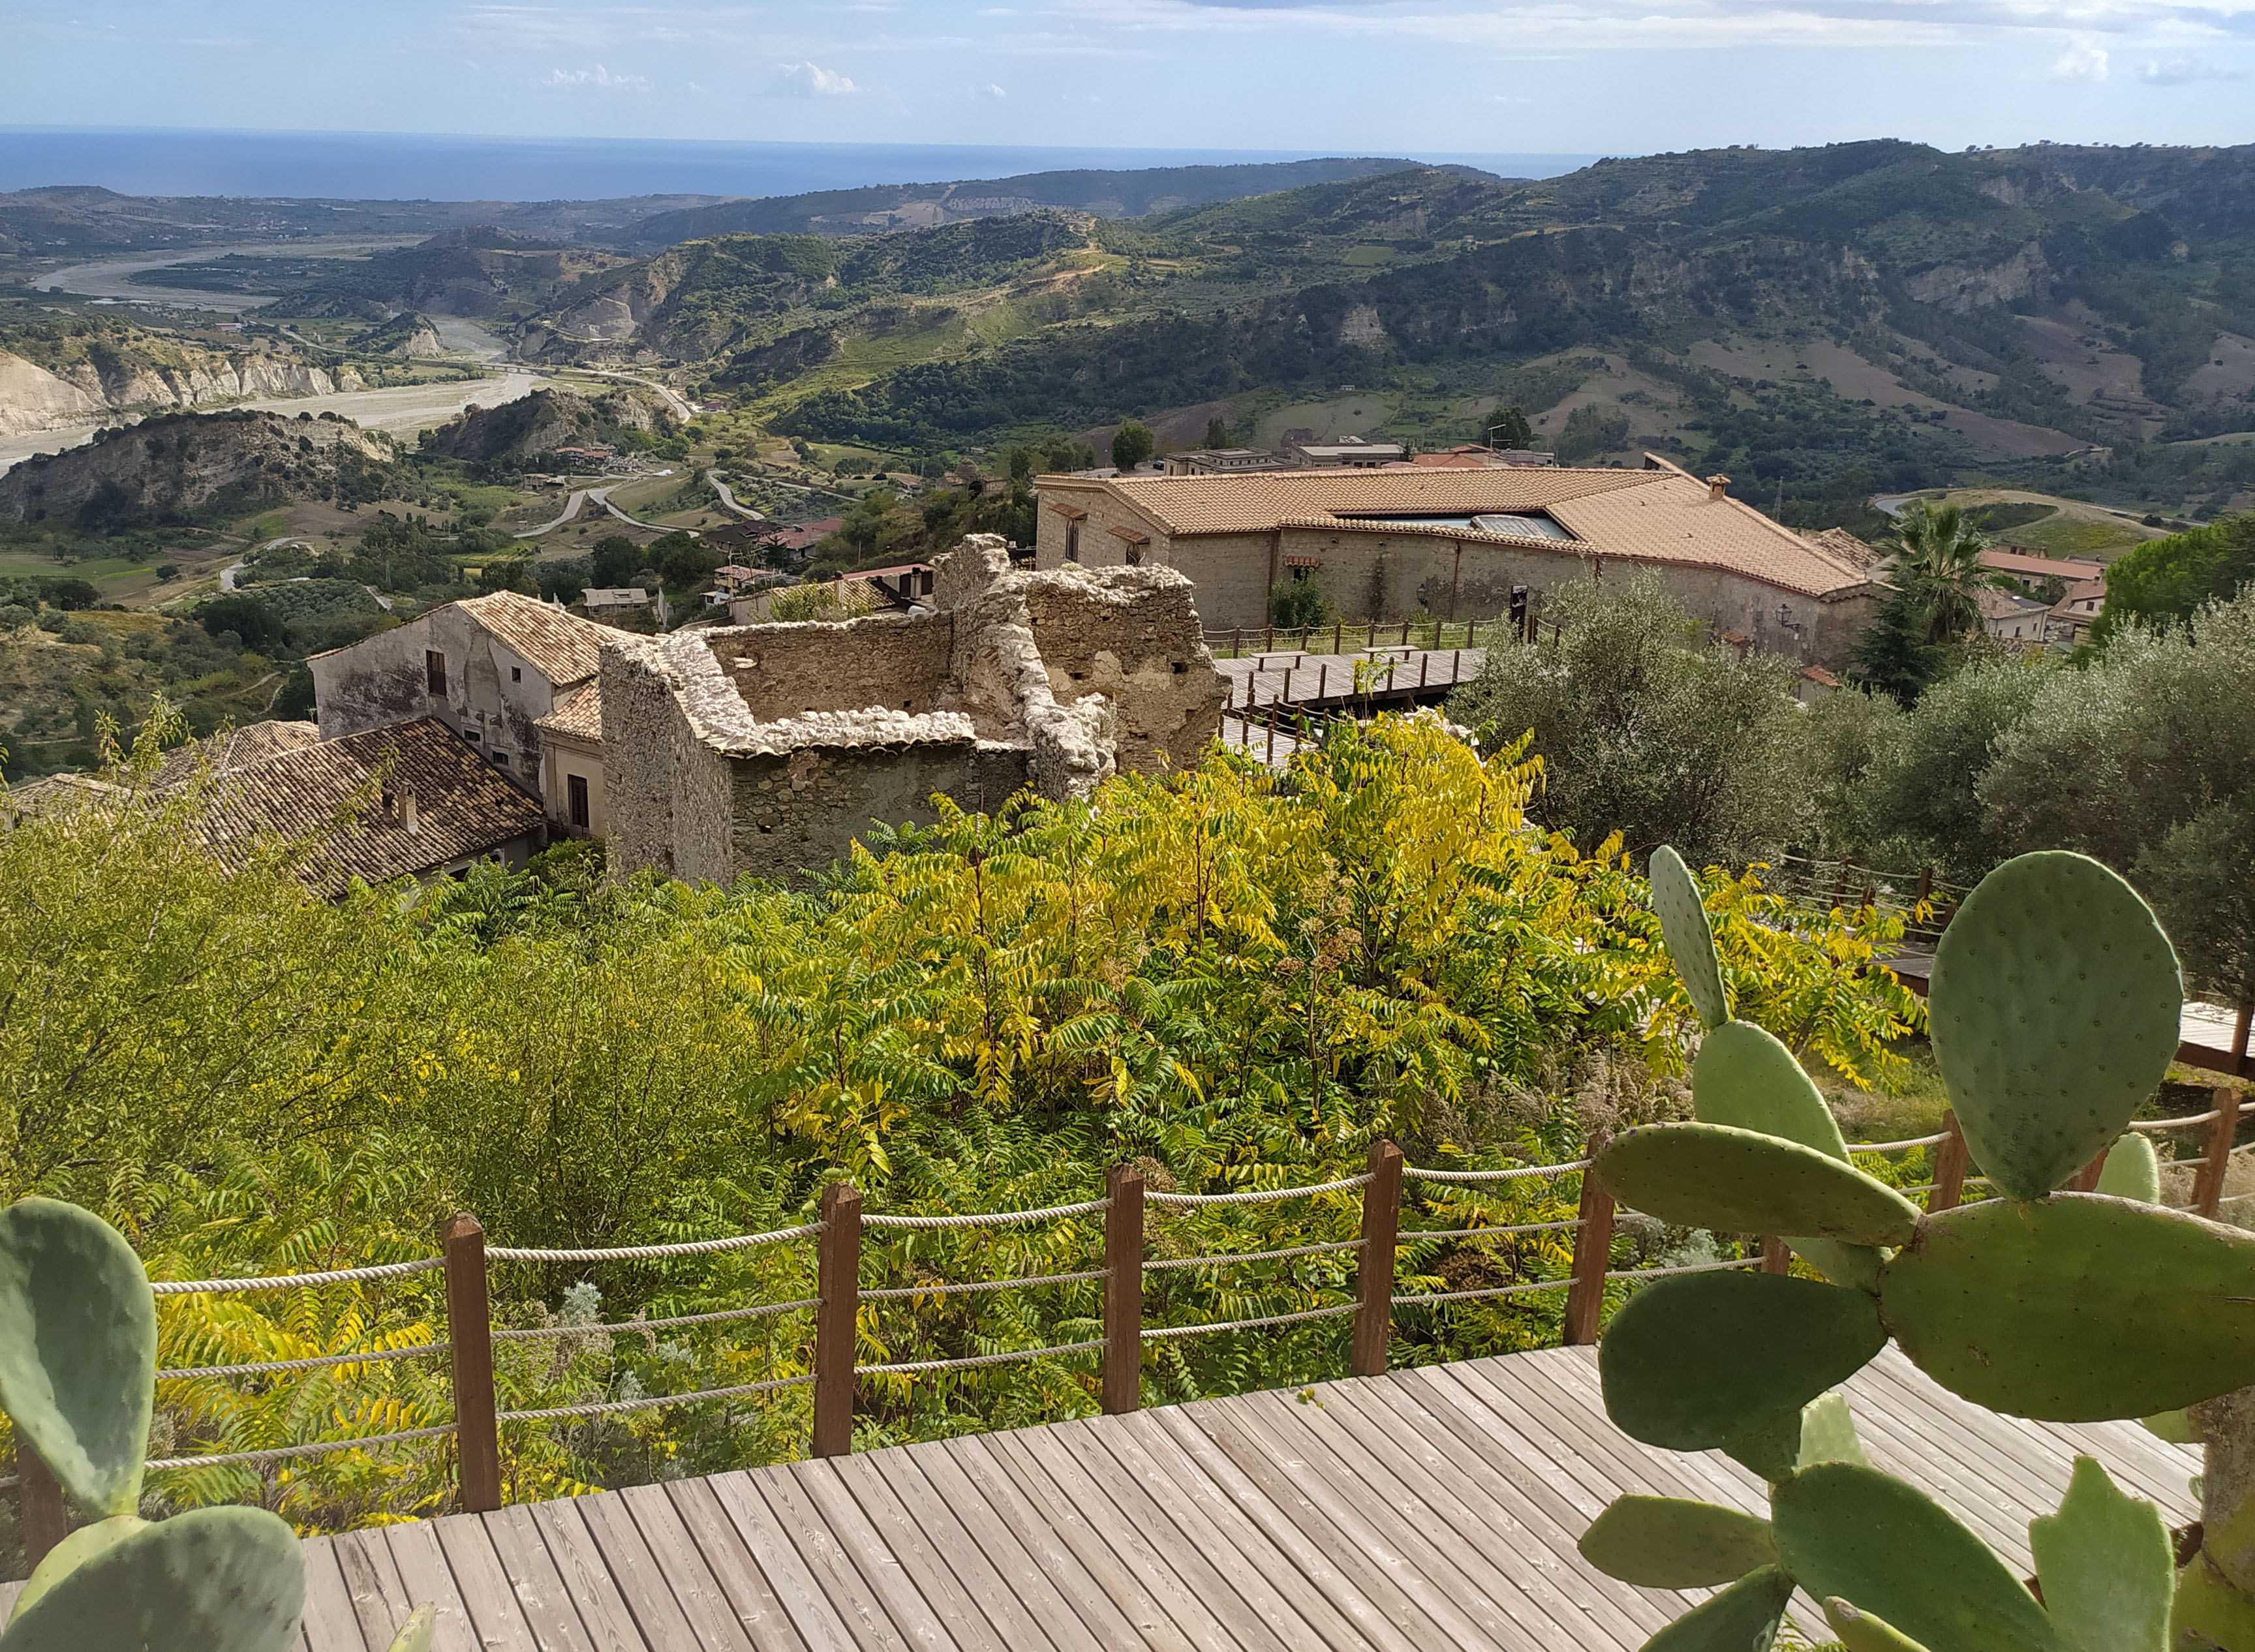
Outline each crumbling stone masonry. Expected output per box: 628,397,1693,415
603,536,1228,883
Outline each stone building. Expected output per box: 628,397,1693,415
307,590,613,838
602,536,1227,885
1032,456,1886,667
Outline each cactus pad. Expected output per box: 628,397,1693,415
0,1197,155,1516
1822,1599,1935,1652
7,1515,146,1623
1597,1124,1922,1247
1651,846,1730,1030
1693,1020,1850,1159
1771,1462,2056,1652
0,1505,305,1652
2095,1133,2161,1204
2027,1456,2171,1652
1639,1565,1795,1652
1927,851,2181,1201
1879,1193,2255,1420
1578,1496,1779,1588
386,1605,438,1652
1796,1392,1870,1470
1601,1270,1886,1455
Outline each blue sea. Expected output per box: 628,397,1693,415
0,127,1599,203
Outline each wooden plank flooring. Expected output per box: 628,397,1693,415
0,1344,2199,1650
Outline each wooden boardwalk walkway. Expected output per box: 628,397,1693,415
6,1343,2188,1652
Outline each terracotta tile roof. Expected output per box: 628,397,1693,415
199,717,544,893
1981,546,2108,581
1057,467,1656,537
1804,527,1884,570
534,681,604,742
457,590,611,687
1541,472,1879,598
153,720,322,787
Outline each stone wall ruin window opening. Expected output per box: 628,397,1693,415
511,666,522,682
425,650,447,697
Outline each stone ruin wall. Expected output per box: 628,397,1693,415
603,536,1225,885
1019,568,1229,775
709,612,963,726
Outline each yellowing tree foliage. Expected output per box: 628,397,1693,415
0,709,1920,1534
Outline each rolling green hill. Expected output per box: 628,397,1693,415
522,141,2254,520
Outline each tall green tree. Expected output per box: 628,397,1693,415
2091,511,2255,643
1488,405,1534,450
1886,502,2006,645
1108,420,1154,472
1445,575,1808,866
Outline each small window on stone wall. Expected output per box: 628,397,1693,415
425,650,446,696
511,665,522,682
1066,522,1080,563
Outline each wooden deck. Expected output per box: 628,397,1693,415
3,1344,2198,1651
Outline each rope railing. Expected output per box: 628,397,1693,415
860,1197,1109,1229
1145,1237,1366,1271
63,1090,2243,1561
1146,1173,1373,1206
862,1270,1105,1300
158,1342,450,1381
1141,1302,1360,1340
489,1296,820,1340
150,1258,445,1296
146,1424,458,1473
863,1339,1106,1376
497,1372,814,1423
485,1221,824,1262
1404,1159,1588,1183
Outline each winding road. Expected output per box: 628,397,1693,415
512,485,704,540
707,472,767,521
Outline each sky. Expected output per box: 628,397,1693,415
5,0,2252,159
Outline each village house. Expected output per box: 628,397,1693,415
196,718,547,893
306,589,615,846
1976,586,2055,645
1031,455,1887,667
1286,436,1405,468
2049,576,2108,643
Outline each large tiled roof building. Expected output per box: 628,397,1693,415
1032,456,1886,666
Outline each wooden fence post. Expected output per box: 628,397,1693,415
442,1214,502,1514
1351,1141,1403,1378
812,1182,862,1458
1563,1154,1616,1345
1929,1111,1970,1214
1761,1236,1792,1274
2196,1090,2243,1219
2237,1002,2254,1080
17,1442,67,1570
1104,1165,1144,1415
2070,1154,2108,1193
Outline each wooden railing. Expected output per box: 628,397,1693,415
13,1097,2247,1561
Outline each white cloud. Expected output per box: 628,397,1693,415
2138,54,2245,80
2049,37,2109,76
543,63,651,89
771,59,861,95
975,81,1009,98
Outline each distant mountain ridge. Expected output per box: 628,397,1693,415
615,158,1450,244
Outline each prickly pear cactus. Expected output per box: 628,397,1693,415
1575,849,2255,1651
0,1199,307,1652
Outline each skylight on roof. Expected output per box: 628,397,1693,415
1342,511,1574,542
1471,513,1573,540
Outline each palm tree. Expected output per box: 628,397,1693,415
1887,502,2008,645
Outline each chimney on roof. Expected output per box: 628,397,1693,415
401,784,418,835
1706,474,1732,502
